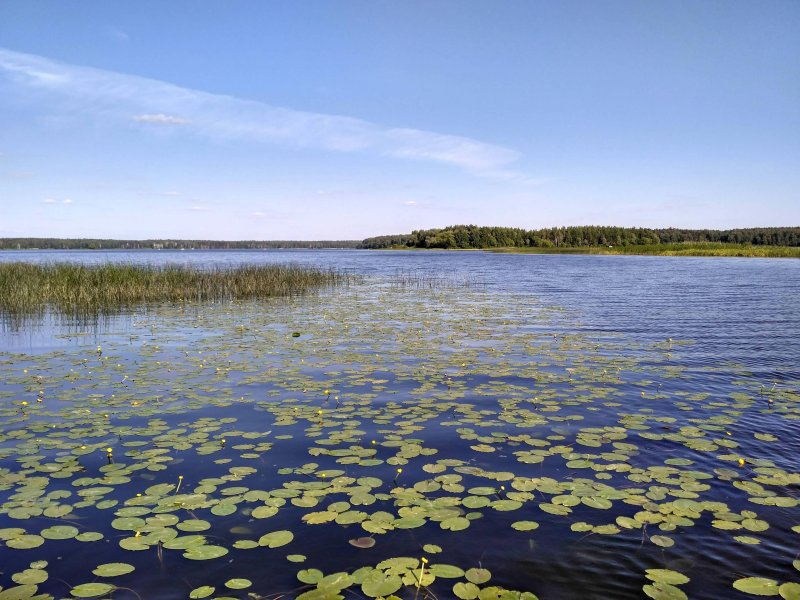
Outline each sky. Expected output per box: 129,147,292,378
0,1,798,240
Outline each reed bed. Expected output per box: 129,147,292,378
0,262,348,316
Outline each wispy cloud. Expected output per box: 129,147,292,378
0,47,521,175
108,28,130,43
132,113,190,125
189,205,210,212
42,197,73,204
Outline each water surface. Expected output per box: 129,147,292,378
0,250,798,600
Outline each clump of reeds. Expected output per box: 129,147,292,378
0,262,348,316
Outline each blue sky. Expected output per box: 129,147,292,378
1,1,798,240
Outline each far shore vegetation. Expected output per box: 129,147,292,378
0,262,348,316
2,225,798,258
489,242,800,258
360,224,800,251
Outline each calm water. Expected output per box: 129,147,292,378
0,250,798,600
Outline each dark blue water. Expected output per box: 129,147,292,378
0,250,798,600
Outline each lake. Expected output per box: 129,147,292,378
1,250,798,600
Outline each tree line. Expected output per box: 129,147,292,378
4,226,799,251
0,238,361,250
359,225,800,249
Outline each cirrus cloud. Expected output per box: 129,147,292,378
0,47,523,177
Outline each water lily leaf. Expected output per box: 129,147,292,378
298,569,324,584
393,516,426,529
71,583,116,598
734,536,761,545
210,503,237,516
252,505,279,519
491,499,522,511
732,577,780,596
650,535,674,548
318,572,353,590
119,537,150,551
6,535,44,549
643,582,688,600
511,521,540,531
177,519,211,532
11,569,48,585
453,582,480,599
441,516,470,531
92,563,135,577
303,511,337,525
349,537,376,548
189,586,215,599
361,571,402,598
258,530,294,548
296,590,344,600
225,578,252,589
429,564,465,578
779,583,800,600
465,568,491,584
0,584,39,600
111,517,145,531
183,545,229,560
646,570,689,585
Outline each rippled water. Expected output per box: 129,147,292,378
0,250,798,600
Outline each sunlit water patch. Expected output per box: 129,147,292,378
0,258,799,600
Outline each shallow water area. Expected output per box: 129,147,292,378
0,250,799,600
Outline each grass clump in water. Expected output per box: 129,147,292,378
0,262,348,316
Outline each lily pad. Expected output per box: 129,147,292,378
92,563,135,577
732,577,780,596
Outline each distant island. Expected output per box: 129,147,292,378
2,225,799,257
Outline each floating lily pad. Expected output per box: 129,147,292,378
189,586,215,599
70,583,116,598
732,577,780,596
92,563,135,577
258,530,294,548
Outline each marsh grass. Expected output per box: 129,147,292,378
0,262,349,317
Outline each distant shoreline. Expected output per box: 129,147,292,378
486,244,800,258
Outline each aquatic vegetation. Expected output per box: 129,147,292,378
0,279,798,599
490,242,800,258
0,262,349,318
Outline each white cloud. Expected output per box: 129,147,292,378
403,200,418,206
42,198,56,204
189,205,210,212
62,198,73,204
251,211,266,218
0,47,522,176
132,113,190,125
42,197,73,205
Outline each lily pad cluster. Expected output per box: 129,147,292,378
0,281,798,599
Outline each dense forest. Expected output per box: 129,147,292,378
359,225,800,249
0,238,360,250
